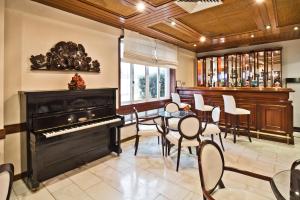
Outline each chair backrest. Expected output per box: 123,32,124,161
178,115,201,140
222,95,236,114
194,94,205,110
171,93,181,105
165,102,179,113
153,117,164,134
291,159,300,170
211,107,221,123
198,140,224,194
0,163,14,200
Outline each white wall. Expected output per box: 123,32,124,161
4,0,121,173
0,0,5,164
197,39,300,127
176,48,196,87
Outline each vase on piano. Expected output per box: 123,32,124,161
68,73,86,90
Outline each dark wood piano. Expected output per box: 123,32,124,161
19,88,124,190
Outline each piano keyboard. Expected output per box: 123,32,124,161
43,118,122,138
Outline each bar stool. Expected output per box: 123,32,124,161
194,94,213,122
222,95,252,143
171,93,191,109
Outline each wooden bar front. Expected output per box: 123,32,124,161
177,87,294,144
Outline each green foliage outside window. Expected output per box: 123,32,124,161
138,73,165,98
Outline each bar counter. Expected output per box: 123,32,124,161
176,87,294,144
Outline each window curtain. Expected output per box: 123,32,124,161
122,29,178,69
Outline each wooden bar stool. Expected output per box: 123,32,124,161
222,95,252,143
194,94,213,122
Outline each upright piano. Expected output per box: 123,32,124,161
19,88,124,190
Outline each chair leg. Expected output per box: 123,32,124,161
247,114,252,142
233,115,237,143
218,133,225,151
224,113,228,138
161,136,164,156
158,136,160,144
195,146,199,156
188,147,192,154
134,135,140,156
168,142,172,156
237,115,240,137
176,142,182,172
211,134,214,141
203,195,207,200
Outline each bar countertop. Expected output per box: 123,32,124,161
176,87,294,93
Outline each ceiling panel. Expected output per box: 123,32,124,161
177,0,258,37
144,0,173,7
274,0,300,27
79,0,138,18
149,22,197,43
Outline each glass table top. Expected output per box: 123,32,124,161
158,110,195,118
271,169,300,200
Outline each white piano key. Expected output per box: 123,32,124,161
43,118,122,138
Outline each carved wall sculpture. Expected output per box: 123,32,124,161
30,41,100,73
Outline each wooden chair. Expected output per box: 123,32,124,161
165,115,202,171
194,94,213,122
133,107,163,156
0,163,14,200
201,107,225,151
223,95,252,143
164,102,180,131
198,140,272,200
171,93,190,109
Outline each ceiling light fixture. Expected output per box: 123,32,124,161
255,0,264,4
200,36,206,43
251,34,255,38
171,21,176,26
136,2,145,12
294,26,299,31
266,25,271,30
193,44,197,47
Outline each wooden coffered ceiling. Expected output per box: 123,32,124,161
31,0,300,53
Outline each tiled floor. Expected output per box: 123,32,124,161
10,133,300,200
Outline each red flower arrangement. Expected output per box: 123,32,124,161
68,73,86,90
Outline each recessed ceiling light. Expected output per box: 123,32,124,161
200,36,206,43
136,2,145,12
193,44,197,47
294,26,299,31
256,0,264,4
171,21,176,26
251,34,255,38
266,25,271,30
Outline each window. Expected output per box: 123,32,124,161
120,62,170,105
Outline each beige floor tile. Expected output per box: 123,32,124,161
12,180,31,196
43,174,73,193
69,171,101,190
16,188,55,200
85,182,123,200
51,184,92,200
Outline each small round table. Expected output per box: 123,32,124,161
271,169,300,200
158,110,195,156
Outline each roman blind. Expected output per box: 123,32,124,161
122,29,178,69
